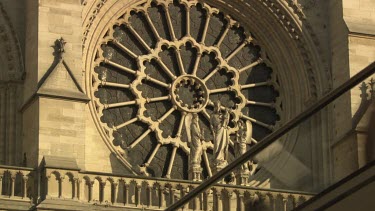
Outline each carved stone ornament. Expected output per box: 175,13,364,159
89,0,281,180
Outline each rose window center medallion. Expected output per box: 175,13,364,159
171,75,209,112
91,0,281,181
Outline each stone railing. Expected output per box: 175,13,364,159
41,167,314,211
0,165,34,201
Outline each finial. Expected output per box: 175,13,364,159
56,37,67,56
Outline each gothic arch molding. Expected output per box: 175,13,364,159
0,2,24,81
82,0,332,188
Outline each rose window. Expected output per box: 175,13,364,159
91,0,281,180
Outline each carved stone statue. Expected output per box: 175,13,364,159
185,113,203,180
210,101,230,168
189,113,203,166
235,120,248,166
234,119,258,185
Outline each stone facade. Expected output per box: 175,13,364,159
0,0,374,210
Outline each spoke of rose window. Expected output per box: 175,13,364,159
201,108,211,121
176,113,186,138
192,52,202,76
114,117,138,130
240,114,274,130
246,100,275,108
215,23,230,48
176,49,186,75
240,81,270,90
158,107,176,123
251,138,258,144
112,39,138,58
146,96,170,103
156,60,178,79
99,81,130,89
128,128,152,149
209,87,231,94
200,12,211,44
226,37,252,62
127,108,175,149
203,67,220,82
126,24,152,53
144,143,162,167
144,12,161,41
207,100,229,112
238,58,263,73
203,150,212,177
164,5,177,41
186,7,190,36
103,59,137,75
104,100,137,109
144,75,171,88
165,146,178,178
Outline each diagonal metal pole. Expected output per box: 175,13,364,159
165,61,375,211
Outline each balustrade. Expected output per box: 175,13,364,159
0,165,312,210
0,165,33,201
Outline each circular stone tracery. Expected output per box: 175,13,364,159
171,75,209,112
91,0,281,179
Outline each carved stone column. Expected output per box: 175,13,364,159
22,175,28,198
146,183,152,208
75,179,81,200
159,186,166,208
88,182,94,202
10,175,15,197
124,183,129,206
237,192,245,211
100,181,106,203
59,176,64,198
112,182,118,204
202,190,210,211
214,189,223,211
169,187,176,205
136,185,141,207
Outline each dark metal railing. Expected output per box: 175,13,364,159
165,61,375,211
